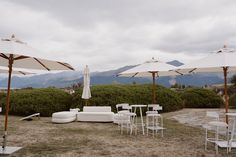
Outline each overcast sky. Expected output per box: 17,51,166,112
0,0,236,72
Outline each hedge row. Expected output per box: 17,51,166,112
0,85,227,117
229,94,236,108
181,88,224,108
72,84,183,113
0,88,72,116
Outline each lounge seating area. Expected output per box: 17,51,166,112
50,103,236,156
52,104,165,137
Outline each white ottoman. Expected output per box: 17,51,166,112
52,111,77,123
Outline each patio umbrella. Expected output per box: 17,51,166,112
174,45,236,123
82,65,91,105
0,35,74,153
118,58,179,104
0,68,33,75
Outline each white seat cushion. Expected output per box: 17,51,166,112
113,111,130,124
83,106,111,112
77,112,114,122
208,121,228,127
52,111,76,123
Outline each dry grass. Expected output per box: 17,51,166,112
0,110,234,157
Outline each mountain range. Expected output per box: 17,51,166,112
0,60,228,88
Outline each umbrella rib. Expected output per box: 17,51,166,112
18,71,26,75
57,61,75,70
188,68,197,73
14,55,30,60
0,53,9,59
175,71,184,75
132,72,139,77
33,57,51,71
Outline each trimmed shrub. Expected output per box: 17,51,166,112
72,84,183,113
181,88,223,108
0,92,6,99
0,88,72,117
229,94,236,108
0,92,6,109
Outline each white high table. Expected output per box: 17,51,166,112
216,112,236,151
131,104,147,135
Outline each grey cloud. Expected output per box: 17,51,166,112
10,0,236,27
1,0,236,71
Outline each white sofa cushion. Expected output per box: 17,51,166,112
52,111,76,123
83,106,111,112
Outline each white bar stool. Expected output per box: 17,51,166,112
225,113,236,153
146,113,164,137
120,112,137,135
115,110,130,132
206,121,228,155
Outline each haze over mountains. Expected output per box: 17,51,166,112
0,60,225,88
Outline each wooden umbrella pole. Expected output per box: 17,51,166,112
152,72,156,104
223,67,229,124
3,54,14,149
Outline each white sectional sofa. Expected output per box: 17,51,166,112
77,106,114,122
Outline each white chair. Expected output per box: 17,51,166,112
146,104,162,114
113,103,131,124
227,114,236,153
205,111,219,149
116,103,131,112
120,112,137,135
146,104,164,137
115,110,130,129
204,111,228,155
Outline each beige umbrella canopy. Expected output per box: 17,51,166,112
0,68,33,75
0,35,74,152
118,58,179,103
0,35,74,71
174,46,236,123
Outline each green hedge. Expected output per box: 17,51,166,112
1,85,224,117
0,92,6,99
229,94,236,108
181,88,223,108
72,84,183,113
0,88,72,116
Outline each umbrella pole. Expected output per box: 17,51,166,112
152,72,156,104
223,67,229,124
2,54,13,149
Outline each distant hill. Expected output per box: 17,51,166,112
0,60,226,88
0,71,82,88
167,60,184,67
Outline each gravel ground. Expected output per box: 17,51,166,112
0,109,235,157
